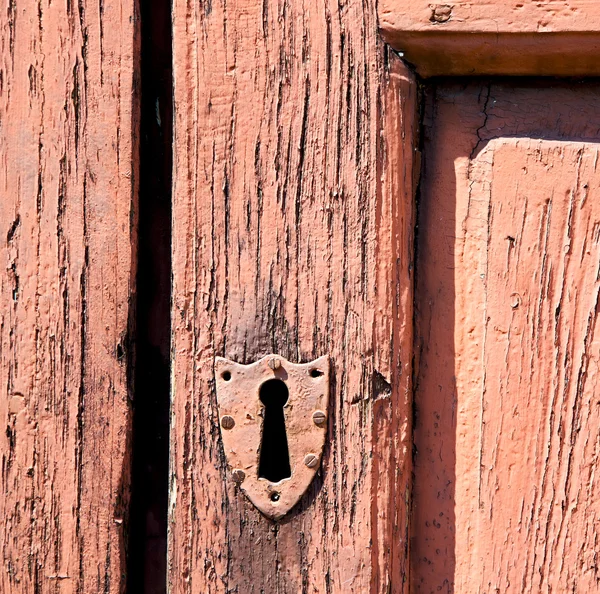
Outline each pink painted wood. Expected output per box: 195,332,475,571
169,0,419,590
0,1,139,591
414,80,600,593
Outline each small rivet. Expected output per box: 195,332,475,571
221,415,235,430
268,358,281,371
232,469,246,483
312,410,327,427
270,492,280,502
304,453,319,469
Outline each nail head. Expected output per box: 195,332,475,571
510,292,521,309
221,415,235,430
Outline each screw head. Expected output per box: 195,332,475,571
221,415,235,430
268,358,281,371
231,469,246,483
304,453,319,469
312,410,327,427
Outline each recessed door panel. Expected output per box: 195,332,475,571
413,81,600,593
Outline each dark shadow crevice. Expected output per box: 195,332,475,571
127,0,172,591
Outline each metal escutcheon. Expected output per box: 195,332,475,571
214,354,329,520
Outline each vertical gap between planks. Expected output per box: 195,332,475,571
127,0,173,591
407,68,426,594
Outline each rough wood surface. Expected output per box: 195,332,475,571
383,0,600,31
169,0,418,590
379,0,600,76
0,2,139,592
413,80,600,593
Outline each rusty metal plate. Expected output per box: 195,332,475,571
214,354,329,520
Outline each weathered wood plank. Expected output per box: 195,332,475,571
169,0,418,590
413,81,600,593
0,1,139,592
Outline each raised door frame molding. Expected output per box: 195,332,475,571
380,0,600,76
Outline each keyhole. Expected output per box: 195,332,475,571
258,379,292,482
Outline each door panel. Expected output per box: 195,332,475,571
413,81,600,593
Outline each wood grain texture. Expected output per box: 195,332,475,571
381,0,600,32
379,0,600,76
413,80,600,593
0,1,139,592
169,0,418,591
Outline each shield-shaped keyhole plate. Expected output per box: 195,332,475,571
215,354,329,520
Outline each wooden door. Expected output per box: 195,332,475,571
5,0,600,592
167,1,600,592
412,80,600,592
